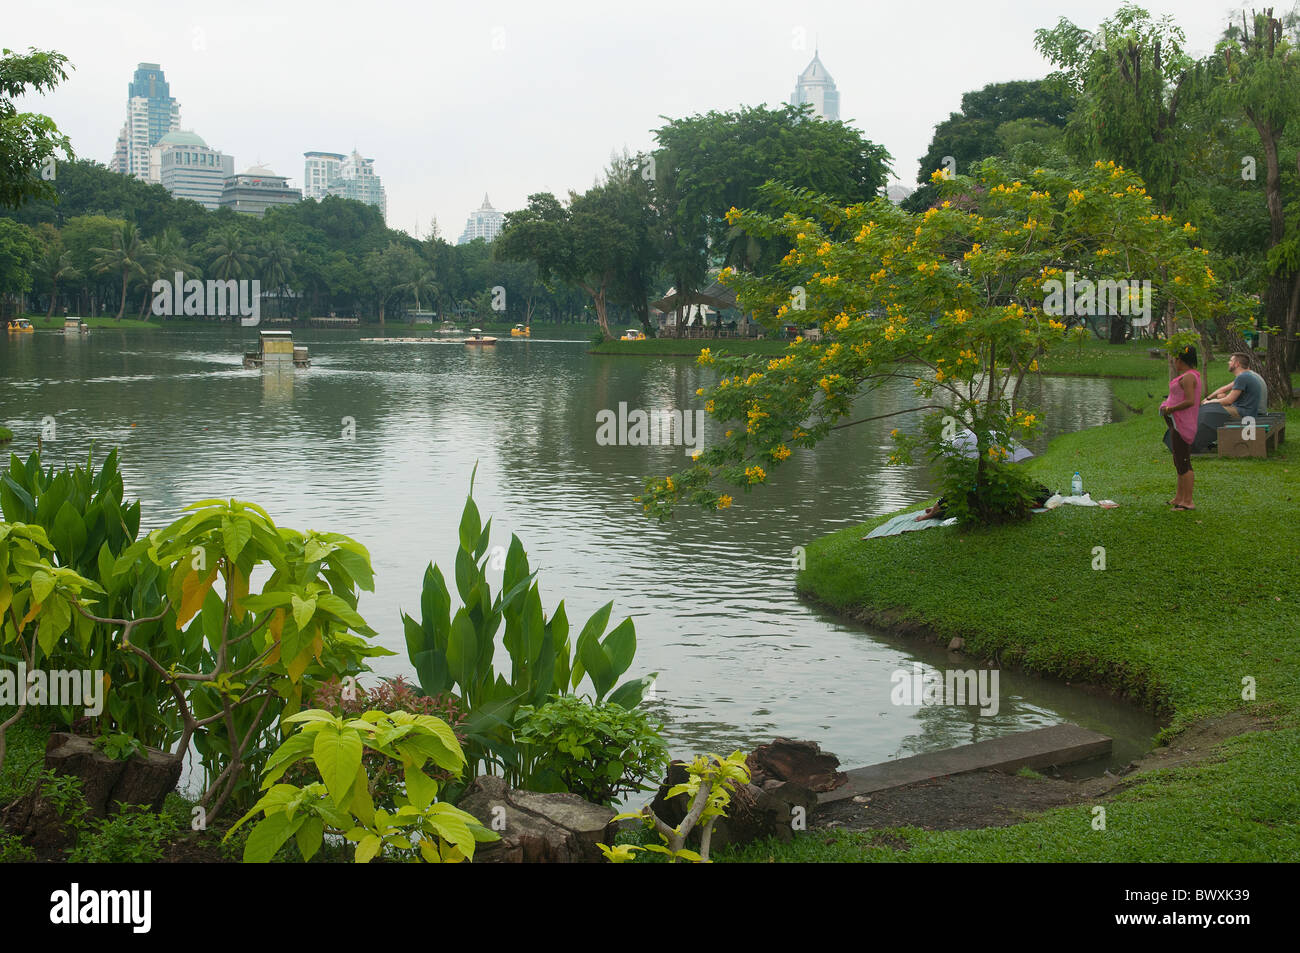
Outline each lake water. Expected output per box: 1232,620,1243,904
1,328,1161,773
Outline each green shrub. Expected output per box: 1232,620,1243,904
0,830,35,862
516,695,668,805
67,804,179,863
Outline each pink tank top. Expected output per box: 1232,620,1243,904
1163,370,1203,443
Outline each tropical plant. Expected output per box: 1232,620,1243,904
0,523,100,776
515,694,668,805
226,708,496,863
72,498,391,820
600,750,751,863
90,221,151,319
402,472,656,787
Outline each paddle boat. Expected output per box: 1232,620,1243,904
464,328,497,346
511,324,530,337
620,328,646,341
6,318,34,333
63,316,89,334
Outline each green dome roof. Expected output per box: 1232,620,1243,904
157,130,208,148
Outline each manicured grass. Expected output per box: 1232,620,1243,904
591,338,792,356
722,403,1300,862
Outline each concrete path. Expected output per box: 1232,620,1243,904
820,723,1112,805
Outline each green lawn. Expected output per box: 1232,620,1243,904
721,399,1300,862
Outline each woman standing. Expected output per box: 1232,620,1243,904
1160,344,1204,510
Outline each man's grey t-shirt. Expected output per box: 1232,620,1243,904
1231,370,1264,418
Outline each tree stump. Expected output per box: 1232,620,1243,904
458,775,616,863
1,733,182,849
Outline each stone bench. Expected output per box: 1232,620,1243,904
1217,414,1286,458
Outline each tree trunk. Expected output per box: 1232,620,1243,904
46,280,58,318
116,271,127,319
1257,116,1293,407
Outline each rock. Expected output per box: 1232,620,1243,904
949,636,965,652
458,775,616,863
746,738,847,793
648,748,827,851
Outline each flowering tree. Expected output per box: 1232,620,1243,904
638,160,1223,522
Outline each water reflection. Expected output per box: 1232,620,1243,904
0,329,1159,771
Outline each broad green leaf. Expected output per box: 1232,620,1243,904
221,517,252,561
313,726,364,806
291,594,317,631
243,813,294,863
295,814,325,862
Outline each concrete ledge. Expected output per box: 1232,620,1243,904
819,723,1112,805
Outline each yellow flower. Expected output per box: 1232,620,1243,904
697,348,714,366
692,452,701,461
665,476,675,492
1069,189,1085,203
744,465,767,483
718,494,733,509
1028,359,1039,372
772,444,792,461
695,387,704,396
890,429,899,438
705,400,715,413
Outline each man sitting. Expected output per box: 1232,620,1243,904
1186,352,1268,451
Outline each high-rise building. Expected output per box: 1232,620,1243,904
457,194,504,244
151,131,235,210
790,50,840,122
219,164,303,217
110,63,182,181
303,149,387,220
303,151,344,200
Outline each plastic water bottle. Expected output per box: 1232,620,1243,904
1071,471,1083,496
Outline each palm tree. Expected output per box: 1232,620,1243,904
91,222,151,319
38,247,81,318
140,229,198,319
397,269,438,316
208,228,251,282
257,236,296,319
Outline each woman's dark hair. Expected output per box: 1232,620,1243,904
1176,345,1198,368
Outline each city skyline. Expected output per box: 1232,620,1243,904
9,0,1239,239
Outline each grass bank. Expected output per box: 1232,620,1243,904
722,389,1299,861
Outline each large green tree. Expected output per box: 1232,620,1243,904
902,78,1074,212
651,103,892,306
0,47,74,210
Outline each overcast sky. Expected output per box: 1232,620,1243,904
9,0,1253,239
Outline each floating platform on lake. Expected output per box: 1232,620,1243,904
360,337,451,344
819,723,1113,805
244,329,310,368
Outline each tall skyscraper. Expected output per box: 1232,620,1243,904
152,131,234,210
457,194,504,244
790,50,840,122
303,151,344,200
302,149,387,220
110,63,182,181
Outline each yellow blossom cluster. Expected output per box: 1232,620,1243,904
746,405,768,434
697,348,714,366
718,494,733,509
1068,189,1085,204
744,465,766,483
771,444,792,461
963,243,982,260
767,355,795,371
725,207,741,225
